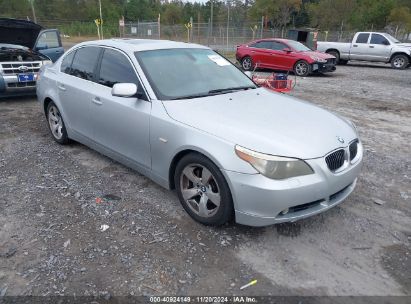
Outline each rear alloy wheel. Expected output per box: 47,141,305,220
294,60,311,77
47,102,69,144
175,153,233,226
241,56,253,71
391,54,409,70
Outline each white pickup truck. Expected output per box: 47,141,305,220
317,32,411,69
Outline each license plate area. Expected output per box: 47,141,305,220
18,74,35,82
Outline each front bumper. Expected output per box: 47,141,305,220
225,147,363,227
0,74,37,97
312,61,336,73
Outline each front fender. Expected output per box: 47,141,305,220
149,100,257,189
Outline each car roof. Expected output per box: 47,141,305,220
75,38,210,52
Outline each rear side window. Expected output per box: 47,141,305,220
370,34,389,45
356,33,370,44
70,47,100,81
250,41,272,49
60,51,76,74
98,49,139,88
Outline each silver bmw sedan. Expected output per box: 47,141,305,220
36,39,363,227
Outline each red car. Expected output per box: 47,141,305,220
236,38,337,76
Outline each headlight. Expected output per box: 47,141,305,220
235,145,314,180
310,55,327,63
42,60,53,66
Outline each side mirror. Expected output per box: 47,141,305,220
383,40,390,46
112,83,138,97
283,48,292,53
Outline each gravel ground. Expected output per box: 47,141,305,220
0,62,410,299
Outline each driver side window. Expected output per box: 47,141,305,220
37,31,60,49
370,34,389,45
98,48,146,99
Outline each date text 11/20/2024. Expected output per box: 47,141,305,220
149,296,257,303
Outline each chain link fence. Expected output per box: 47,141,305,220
32,18,411,55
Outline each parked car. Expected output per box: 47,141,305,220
0,18,64,97
317,32,411,69
37,39,363,227
236,38,336,76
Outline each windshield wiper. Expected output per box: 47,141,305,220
170,86,256,100
208,86,256,94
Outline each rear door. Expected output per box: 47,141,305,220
35,30,64,62
57,46,101,139
350,33,370,61
90,47,151,169
367,33,392,62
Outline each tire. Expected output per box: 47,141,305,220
294,60,311,77
391,54,409,70
174,153,233,226
241,56,253,71
46,101,69,144
327,50,348,65
327,50,340,64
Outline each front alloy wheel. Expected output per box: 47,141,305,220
391,54,409,70
175,154,233,226
294,60,311,77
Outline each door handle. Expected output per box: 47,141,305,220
92,97,103,105
57,84,66,91
369,46,375,48
353,45,358,47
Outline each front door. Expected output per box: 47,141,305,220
367,33,392,62
90,48,152,169
35,30,64,62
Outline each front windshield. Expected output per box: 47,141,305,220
135,48,256,100
384,34,400,43
286,40,312,52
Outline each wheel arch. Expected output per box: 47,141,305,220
390,52,410,62
326,48,340,56
168,148,225,190
43,97,53,115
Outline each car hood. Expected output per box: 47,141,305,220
302,50,335,59
395,43,411,48
0,18,42,49
162,88,357,159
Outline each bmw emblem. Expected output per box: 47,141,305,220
337,136,345,144
200,186,207,193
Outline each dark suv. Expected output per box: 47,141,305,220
0,18,64,97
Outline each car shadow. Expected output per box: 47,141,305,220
0,95,36,103
343,62,395,70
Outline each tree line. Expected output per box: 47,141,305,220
0,0,410,33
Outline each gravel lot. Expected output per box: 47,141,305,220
0,62,410,299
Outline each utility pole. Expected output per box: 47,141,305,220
226,1,229,52
210,0,213,38
29,0,37,23
98,0,104,39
